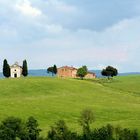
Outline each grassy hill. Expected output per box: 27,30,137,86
0,76,140,135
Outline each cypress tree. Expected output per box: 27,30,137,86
3,59,10,78
22,60,28,77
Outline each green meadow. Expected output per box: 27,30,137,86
0,76,140,135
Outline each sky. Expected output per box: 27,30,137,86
0,0,140,72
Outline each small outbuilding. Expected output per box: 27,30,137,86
10,62,22,78
85,72,96,79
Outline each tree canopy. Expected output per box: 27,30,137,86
47,65,57,76
101,66,118,79
0,115,139,140
79,108,95,135
76,66,88,80
3,59,10,78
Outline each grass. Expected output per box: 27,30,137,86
0,76,140,135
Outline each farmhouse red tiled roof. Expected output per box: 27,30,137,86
58,66,77,70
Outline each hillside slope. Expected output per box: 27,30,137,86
0,76,139,134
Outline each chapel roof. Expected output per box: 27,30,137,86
10,62,22,68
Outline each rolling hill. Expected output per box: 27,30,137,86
0,76,139,135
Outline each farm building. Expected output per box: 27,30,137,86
85,72,96,79
57,66,77,78
57,66,96,79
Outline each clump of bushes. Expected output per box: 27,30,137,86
0,109,139,140
0,116,40,140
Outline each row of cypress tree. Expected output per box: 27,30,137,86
3,59,28,78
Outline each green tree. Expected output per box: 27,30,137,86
3,59,10,78
0,125,15,140
47,67,54,76
47,65,57,76
93,126,113,140
79,108,95,136
26,116,41,140
48,120,68,140
82,65,88,72
22,60,28,77
77,66,88,80
0,117,23,140
48,120,78,140
101,66,118,79
53,65,57,75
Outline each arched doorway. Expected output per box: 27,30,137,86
14,73,17,78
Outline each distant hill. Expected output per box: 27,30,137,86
0,73,4,78
28,69,52,77
89,70,102,78
118,72,140,76
0,69,140,78
89,70,140,78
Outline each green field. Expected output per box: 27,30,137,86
0,76,140,135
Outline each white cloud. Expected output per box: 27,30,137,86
15,0,42,17
24,16,140,71
0,0,140,72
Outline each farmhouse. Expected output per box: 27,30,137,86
57,66,96,79
57,66,77,78
10,62,22,78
